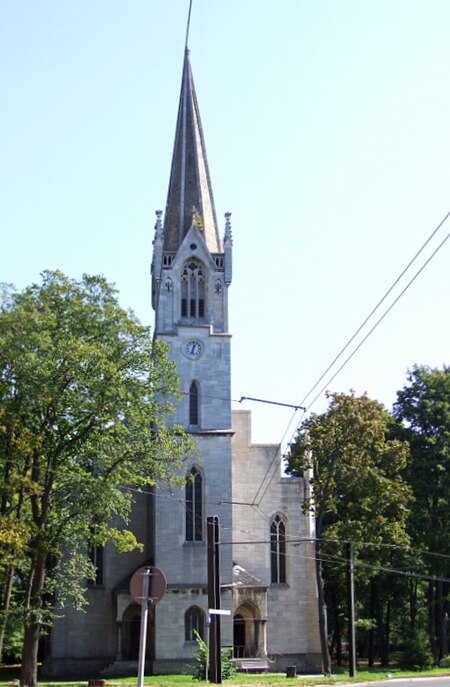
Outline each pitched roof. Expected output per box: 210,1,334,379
163,49,221,254
233,563,266,588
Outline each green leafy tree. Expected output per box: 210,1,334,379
286,392,411,671
394,365,450,662
0,271,193,687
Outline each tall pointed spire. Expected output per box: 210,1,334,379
162,49,221,254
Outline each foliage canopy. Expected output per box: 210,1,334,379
286,391,412,546
0,271,193,686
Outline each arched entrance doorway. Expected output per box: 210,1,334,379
121,604,141,660
233,614,245,657
129,614,140,660
233,602,264,658
121,602,154,661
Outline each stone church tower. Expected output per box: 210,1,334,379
44,48,322,677
150,48,235,672
149,47,321,674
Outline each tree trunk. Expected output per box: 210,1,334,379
409,579,417,631
375,588,388,667
0,444,14,663
384,599,391,667
0,564,15,662
436,580,448,660
20,546,47,687
315,538,331,675
331,587,342,666
0,458,29,662
21,616,41,687
445,580,450,660
427,581,437,662
368,579,376,668
334,623,342,666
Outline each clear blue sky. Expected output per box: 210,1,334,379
1,1,449,446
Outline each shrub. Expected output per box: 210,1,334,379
400,630,434,670
192,631,236,680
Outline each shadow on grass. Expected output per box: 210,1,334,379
1,664,449,687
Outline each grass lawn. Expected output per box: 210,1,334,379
1,665,450,687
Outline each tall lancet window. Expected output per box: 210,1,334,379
181,260,205,319
189,381,200,426
270,514,287,583
186,466,203,542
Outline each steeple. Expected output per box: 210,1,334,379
162,49,221,254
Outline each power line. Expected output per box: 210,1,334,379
102,218,450,523
221,537,450,583
295,551,450,585
296,210,450,412
301,220,450,416
252,210,450,507
171,205,449,510
224,534,450,562
178,203,448,428
316,535,450,562
177,388,303,410
120,483,450,564
239,396,305,411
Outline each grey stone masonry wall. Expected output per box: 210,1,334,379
47,491,153,673
153,430,233,666
154,433,232,586
154,587,233,668
231,410,322,669
161,325,231,430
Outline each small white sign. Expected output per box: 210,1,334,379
209,608,231,616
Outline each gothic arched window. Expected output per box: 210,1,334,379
189,380,200,426
270,514,287,583
181,260,205,319
185,605,205,641
186,466,203,542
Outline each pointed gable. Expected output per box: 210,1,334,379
163,49,222,254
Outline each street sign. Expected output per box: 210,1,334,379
130,566,167,605
130,566,167,687
209,609,231,616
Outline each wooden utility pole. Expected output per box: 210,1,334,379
346,542,356,677
207,516,222,684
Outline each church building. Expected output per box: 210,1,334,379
45,49,321,677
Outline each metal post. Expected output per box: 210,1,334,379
137,568,151,687
206,613,211,680
346,542,356,677
207,516,222,683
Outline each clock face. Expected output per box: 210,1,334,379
184,340,203,360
